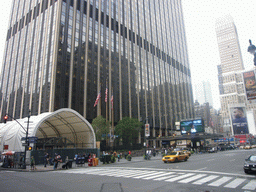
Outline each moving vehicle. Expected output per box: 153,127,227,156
162,151,189,163
244,154,256,174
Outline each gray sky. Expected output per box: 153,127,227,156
0,1,256,110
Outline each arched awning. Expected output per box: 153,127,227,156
0,108,96,152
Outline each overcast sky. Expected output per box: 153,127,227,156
0,1,255,110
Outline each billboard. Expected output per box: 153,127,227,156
243,71,256,101
230,106,249,135
180,119,204,134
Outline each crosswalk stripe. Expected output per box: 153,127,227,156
224,178,246,188
192,175,219,185
165,173,195,182
208,176,232,187
133,171,159,179
178,174,207,183
123,170,157,178
154,174,177,181
143,172,175,180
242,180,256,190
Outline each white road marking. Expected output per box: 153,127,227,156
193,175,219,185
57,167,255,190
165,173,195,182
208,176,232,187
143,172,175,180
224,178,246,188
196,167,207,171
154,175,177,181
242,180,256,190
178,174,207,183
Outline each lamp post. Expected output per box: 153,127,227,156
247,39,256,66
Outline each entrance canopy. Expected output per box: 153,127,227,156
0,108,96,152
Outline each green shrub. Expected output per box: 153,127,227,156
111,155,116,163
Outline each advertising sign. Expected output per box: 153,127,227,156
180,119,204,134
243,71,256,101
230,106,249,135
175,122,180,130
145,124,150,137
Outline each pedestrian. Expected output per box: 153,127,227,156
53,154,58,170
44,152,49,167
30,156,35,170
117,153,120,162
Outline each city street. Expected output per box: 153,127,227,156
0,149,256,192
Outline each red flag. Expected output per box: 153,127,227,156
94,91,101,107
105,87,108,102
111,95,113,109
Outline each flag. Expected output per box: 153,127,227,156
94,91,101,107
105,86,108,102
111,94,113,109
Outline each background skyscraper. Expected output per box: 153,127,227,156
194,80,214,107
0,0,194,147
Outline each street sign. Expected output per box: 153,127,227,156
22,143,28,146
21,136,38,143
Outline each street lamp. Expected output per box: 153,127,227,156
247,39,256,66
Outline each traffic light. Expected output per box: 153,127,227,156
28,146,32,151
3,115,8,123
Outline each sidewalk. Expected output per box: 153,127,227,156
0,155,162,172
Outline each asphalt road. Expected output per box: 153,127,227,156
0,148,255,192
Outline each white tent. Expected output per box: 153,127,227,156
0,108,96,152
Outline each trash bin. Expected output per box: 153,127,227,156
68,160,73,168
88,158,92,166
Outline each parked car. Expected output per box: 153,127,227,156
162,151,189,163
251,144,256,148
239,145,245,149
244,154,256,174
208,147,217,153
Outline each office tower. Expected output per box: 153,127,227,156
194,80,213,107
0,0,194,147
216,15,247,133
216,15,244,73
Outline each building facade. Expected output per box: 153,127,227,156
216,15,256,135
0,0,194,147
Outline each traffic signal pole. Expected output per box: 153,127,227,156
3,110,31,169
22,110,31,169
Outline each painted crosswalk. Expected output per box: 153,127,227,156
57,168,256,190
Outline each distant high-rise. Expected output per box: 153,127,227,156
216,15,247,133
0,0,194,147
216,15,244,73
194,81,213,107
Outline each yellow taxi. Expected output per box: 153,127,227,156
183,150,191,156
162,151,189,163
